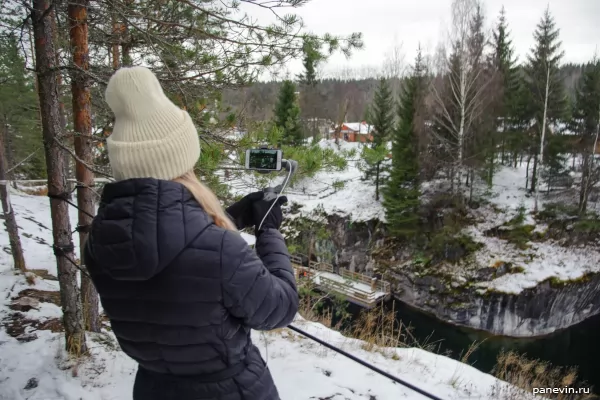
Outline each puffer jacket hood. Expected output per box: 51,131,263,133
89,178,208,280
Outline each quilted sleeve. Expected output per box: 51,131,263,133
220,229,298,330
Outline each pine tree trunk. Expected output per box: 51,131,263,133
51,10,71,182
69,0,100,333
111,8,120,70
121,0,134,66
32,0,87,355
4,130,17,189
0,124,27,273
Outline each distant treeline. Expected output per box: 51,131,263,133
222,63,586,125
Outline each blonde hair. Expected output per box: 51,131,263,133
173,171,237,231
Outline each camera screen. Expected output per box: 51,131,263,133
248,149,279,170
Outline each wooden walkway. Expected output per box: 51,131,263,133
290,254,391,309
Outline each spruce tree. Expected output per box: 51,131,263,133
274,80,303,145
362,77,393,200
370,77,394,147
571,59,600,213
383,49,425,238
525,7,568,192
492,6,520,164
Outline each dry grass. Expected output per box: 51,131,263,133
16,288,61,306
297,289,337,329
348,302,439,355
22,186,48,196
490,351,594,400
28,269,58,281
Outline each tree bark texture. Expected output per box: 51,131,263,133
69,0,100,333
32,0,87,355
0,125,27,273
51,9,72,182
4,129,17,189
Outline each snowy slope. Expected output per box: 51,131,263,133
226,140,600,295
463,164,600,294
227,139,387,222
0,189,531,400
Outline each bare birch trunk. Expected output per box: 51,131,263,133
32,0,87,355
0,124,27,273
534,67,550,213
69,0,100,333
457,66,466,194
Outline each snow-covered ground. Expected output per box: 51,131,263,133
0,189,532,400
464,164,600,294
227,139,600,295
226,139,387,222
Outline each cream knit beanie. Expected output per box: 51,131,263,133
105,66,200,181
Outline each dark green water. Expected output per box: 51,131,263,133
341,300,600,395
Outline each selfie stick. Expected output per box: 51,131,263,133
257,159,298,231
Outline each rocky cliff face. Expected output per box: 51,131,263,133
285,213,600,338
394,270,600,337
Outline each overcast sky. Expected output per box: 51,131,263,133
243,0,599,79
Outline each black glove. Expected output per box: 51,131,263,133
253,196,288,234
225,191,265,230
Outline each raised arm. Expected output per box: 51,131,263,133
220,229,298,330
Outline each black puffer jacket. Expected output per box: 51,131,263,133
84,178,298,400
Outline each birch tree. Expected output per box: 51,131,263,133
525,7,567,197
534,65,551,212
430,0,492,196
382,38,406,95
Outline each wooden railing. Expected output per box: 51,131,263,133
290,253,391,294
319,277,380,301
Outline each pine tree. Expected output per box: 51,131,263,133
525,7,568,193
0,34,45,179
383,48,426,238
69,0,100,333
274,80,303,145
362,77,393,201
492,6,520,163
297,38,322,86
297,38,323,139
32,0,87,355
571,59,600,214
